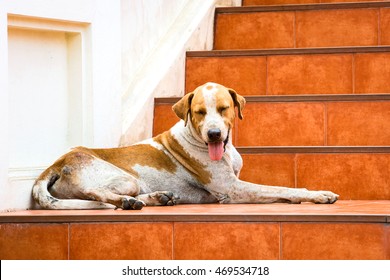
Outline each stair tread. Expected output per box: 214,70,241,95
156,94,390,103
187,46,390,57
1,200,389,223
217,1,390,13
237,146,390,153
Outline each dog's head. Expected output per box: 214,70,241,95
173,82,245,161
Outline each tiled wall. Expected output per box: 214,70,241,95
1,222,389,260
214,8,390,49
185,53,390,95
240,153,390,199
153,100,390,147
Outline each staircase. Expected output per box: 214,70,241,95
1,1,389,260
153,0,390,259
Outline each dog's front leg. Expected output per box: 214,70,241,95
217,179,338,204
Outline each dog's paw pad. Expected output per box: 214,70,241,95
122,197,145,210
157,191,178,206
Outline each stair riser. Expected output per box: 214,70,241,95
214,7,390,49
154,101,390,146
186,53,390,95
240,153,390,200
1,222,388,260
243,0,389,6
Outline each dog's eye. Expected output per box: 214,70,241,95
219,106,230,113
195,109,206,115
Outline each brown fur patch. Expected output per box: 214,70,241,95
154,131,211,185
60,145,177,178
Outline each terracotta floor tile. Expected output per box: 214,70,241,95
174,223,280,259
327,102,390,146
282,223,387,260
296,9,378,48
153,104,179,136
380,8,390,45
297,154,390,200
70,223,173,260
0,223,68,260
237,102,325,146
240,154,296,187
267,54,353,95
214,12,295,50
186,57,266,96
355,53,390,93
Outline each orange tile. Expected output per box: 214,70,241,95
153,104,179,136
296,9,378,48
380,8,390,45
237,102,325,146
327,102,390,146
70,223,173,260
174,223,280,259
214,12,295,50
240,154,296,187
282,223,387,260
296,154,390,200
0,224,68,260
186,57,266,95
267,54,353,95
243,0,319,5
355,53,390,93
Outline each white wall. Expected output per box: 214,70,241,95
0,0,122,211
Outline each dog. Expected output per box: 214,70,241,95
32,82,339,210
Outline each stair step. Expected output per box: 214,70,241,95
214,2,390,50
1,201,389,259
186,47,390,95
238,147,390,200
154,95,390,146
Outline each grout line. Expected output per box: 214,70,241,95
68,223,71,260
293,11,297,49
378,8,381,45
324,103,328,146
352,54,356,94
294,154,298,189
265,56,269,95
172,222,175,260
279,222,283,260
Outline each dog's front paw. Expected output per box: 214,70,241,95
122,197,146,210
312,191,339,204
156,191,179,206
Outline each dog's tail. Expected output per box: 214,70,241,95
32,169,114,210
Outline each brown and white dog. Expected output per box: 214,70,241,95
33,82,338,210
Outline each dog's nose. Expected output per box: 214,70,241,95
207,128,222,142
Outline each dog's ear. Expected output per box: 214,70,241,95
172,92,194,126
228,88,246,120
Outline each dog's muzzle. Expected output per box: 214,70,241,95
206,128,229,161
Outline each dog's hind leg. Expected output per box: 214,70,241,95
85,184,145,210
136,191,179,206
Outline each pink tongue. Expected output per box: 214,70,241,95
208,142,224,161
